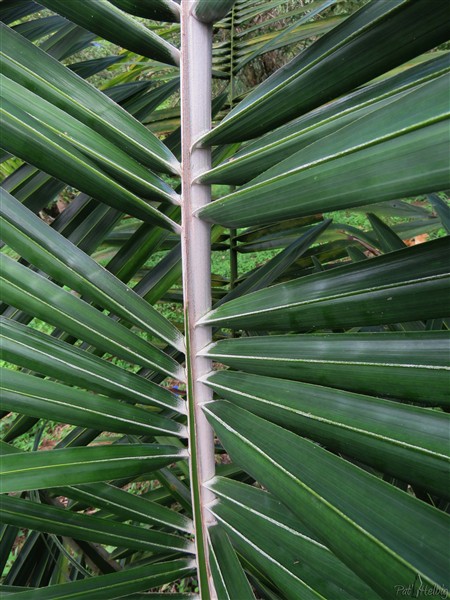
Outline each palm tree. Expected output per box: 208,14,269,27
0,0,449,598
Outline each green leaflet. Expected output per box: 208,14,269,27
1,164,64,215
233,0,339,74
0,444,193,534
199,120,449,227
0,495,193,554
193,1,237,23
0,102,180,231
1,369,186,438
1,190,184,351
0,444,187,493
0,317,183,412
204,370,450,497
2,0,449,596
58,482,193,534
208,525,256,600
108,0,180,22
0,0,40,24
367,213,406,253
199,75,450,227
201,330,450,406
207,478,379,600
203,401,450,599
124,78,180,123
216,219,331,306
200,0,450,144
69,55,123,79
9,559,194,599
1,74,178,202
428,193,450,234
38,22,95,62
247,73,449,187
200,237,450,331
0,23,180,173
0,254,184,380
12,14,67,42
200,53,450,185
37,0,180,65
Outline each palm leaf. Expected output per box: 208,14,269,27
1,190,183,350
0,24,180,173
200,0,450,144
204,401,449,599
201,238,450,330
1,317,182,411
108,0,180,22
1,444,186,493
202,330,450,406
9,560,195,599
1,0,449,596
1,495,193,554
193,1,237,23
38,0,180,65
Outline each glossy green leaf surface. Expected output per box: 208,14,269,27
201,330,450,406
208,476,317,545
203,401,450,599
200,80,450,227
200,53,450,184
429,193,450,233
103,211,177,284
347,246,367,263
12,14,67,42
200,0,450,144
204,370,450,497
2,0,449,595
354,199,433,220
0,318,183,412
201,238,450,331
9,559,194,599
126,78,180,123
1,164,64,215
0,0,40,24
193,1,237,23
0,254,184,380
0,524,18,577
69,54,123,78
60,482,193,533
38,0,179,65
366,213,407,253
0,103,180,231
0,450,192,536
1,190,184,351
208,478,379,600
236,215,323,245
199,122,449,227
51,195,119,253
247,74,449,190
2,75,178,203
0,495,193,554
39,22,96,61
108,0,180,22
0,444,186,493
0,369,186,438
208,525,256,600
0,24,179,173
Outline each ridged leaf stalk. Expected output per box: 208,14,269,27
180,2,216,598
